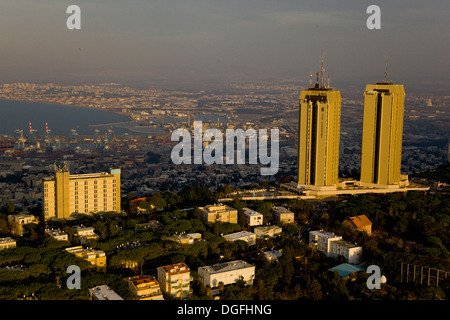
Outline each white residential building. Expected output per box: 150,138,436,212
309,230,363,264
223,231,256,246
45,228,69,241
329,239,363,264
198,260,255,288
73,225,99,244
243,208,263,226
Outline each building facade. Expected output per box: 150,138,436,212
253,225,282,239
360,83,405,186
0,237,16,251
271,206,295,224
329,239,363,264
298,80,341,188
223,231,256,246
65,246,107,272
8,213,39,236
309,230,362,264
43,166,121,220
198,204,238,224
198,260,255,288
243,208,263,226
44,228,69,241
124,275,164,300
73,225,99,244
157,263,192,299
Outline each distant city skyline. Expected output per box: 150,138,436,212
1,0,449,93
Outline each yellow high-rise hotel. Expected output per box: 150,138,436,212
360,83,405,186
298,74,341,190
43,165,121,220
296,64,414,194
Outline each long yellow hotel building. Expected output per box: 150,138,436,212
298,75,341,189
44,165,121,220
360,82,405,187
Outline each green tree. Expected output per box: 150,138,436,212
305,276,322,300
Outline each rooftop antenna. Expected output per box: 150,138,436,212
320,51,325,88
309,73,312,88
327,74,330,88
384,56,389,83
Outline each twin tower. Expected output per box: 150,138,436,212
297,72,405,190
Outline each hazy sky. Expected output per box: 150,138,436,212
1,0,449,91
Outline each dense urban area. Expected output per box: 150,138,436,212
0,81,449,301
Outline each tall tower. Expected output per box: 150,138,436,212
298,57,341,188
360,82,405,186
55,163,71,219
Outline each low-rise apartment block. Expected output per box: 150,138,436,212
65,246,106,272
157,263,192,299
0,237,16,251
223,231,256,246
8,213,39,237
73,225,99,244
309,230,363,264
271,206,295,224
174,232,202,244
45,228,69,241
124,275,164,300
254,225,282,239
198,260,255,288
242,208,263,226
198,204,238,224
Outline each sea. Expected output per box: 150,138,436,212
0,99,165,137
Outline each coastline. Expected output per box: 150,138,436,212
0,97,134,122
0,98,172,136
